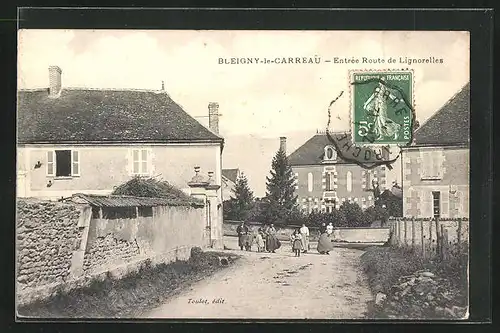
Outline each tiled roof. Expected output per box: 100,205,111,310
68,193,203,207
222,168,239,183
288,133,353,166
17,88,223,144
413,82,470,146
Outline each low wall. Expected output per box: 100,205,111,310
16,198,206,306
331,227,390,243
16,199,85,289
223,220,389,243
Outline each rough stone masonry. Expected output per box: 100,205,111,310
16,199,84,290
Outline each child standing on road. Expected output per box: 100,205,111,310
256,228,265,252
291,229,303,257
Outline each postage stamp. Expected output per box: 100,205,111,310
350,70,414,146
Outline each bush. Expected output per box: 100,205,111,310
112,176,200,204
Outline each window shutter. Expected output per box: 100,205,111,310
47,151,55,176
307,173,313,192
132,149,140,175
71,150,80,176
149,148,155,175
141,149,148,174
436,151,444,178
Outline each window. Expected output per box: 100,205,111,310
325,173,332,191
307,173,313,192
138,206,153,217
432,191,441,218
421,151,443,179
346,171,352,192
132,149,150,175
324,146,337,161
47,150,80,177
365,170,371,188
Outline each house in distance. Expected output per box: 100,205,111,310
285,135,389,213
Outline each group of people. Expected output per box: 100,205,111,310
290,222,334,256
236,222,281,253
236,221,335,256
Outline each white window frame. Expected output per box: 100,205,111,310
47,149,80,177
346,171,352,192
324,146,337,161
307,172,314,192
131,148,151,176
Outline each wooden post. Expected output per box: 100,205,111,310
457,218,462,244
442,227,449,261
435,217,441,257
440,225,444,260
421,220,426,258
429,218,433,255
411,217,416,249
403,218,408,246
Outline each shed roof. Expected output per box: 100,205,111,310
68,193,204,208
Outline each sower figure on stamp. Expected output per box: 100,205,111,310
362,81,402,141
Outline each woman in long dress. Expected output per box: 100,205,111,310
317,231,334,255
299,223,310,253
265,223,280,253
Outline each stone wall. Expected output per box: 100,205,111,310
82,234,141,273
16,199,84,290
16,198,206,306
223,220,390,243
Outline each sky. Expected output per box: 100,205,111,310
18,30,470,196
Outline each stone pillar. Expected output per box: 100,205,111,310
187,167,210,248
206,171,223,249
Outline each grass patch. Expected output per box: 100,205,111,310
17,248,240,318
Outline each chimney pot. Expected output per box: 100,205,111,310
280,136,287,154
208,102,220,134
48,66,62,97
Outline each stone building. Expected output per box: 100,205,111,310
401,82,470,218
221,168,240,201
16,65,225,248
286,135,388,213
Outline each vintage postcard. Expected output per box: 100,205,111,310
16,29,470,320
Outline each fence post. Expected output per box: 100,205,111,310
457,218,462,244
429,218,433,256
411,217,416,249
403,218,407,247
442,226,449,261
435,217,441,257
421,220,425,258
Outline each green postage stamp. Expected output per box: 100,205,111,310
350,70,414,145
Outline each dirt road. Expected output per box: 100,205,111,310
144,236,373,319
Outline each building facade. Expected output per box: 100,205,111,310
402,83,469,218
221,168,240,201
17,65,226,248
285,135,388,213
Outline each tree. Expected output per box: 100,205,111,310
226,173,255,221
263,148,299,224
339,201,368,227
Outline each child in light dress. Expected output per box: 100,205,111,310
255,228,265,252
291,229,303,257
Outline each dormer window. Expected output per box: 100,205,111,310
324,146,337,161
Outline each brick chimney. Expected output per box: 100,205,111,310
48,66,62,97
280,136,287,154
208,102,219,134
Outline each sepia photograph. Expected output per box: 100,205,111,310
16,29,470,320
